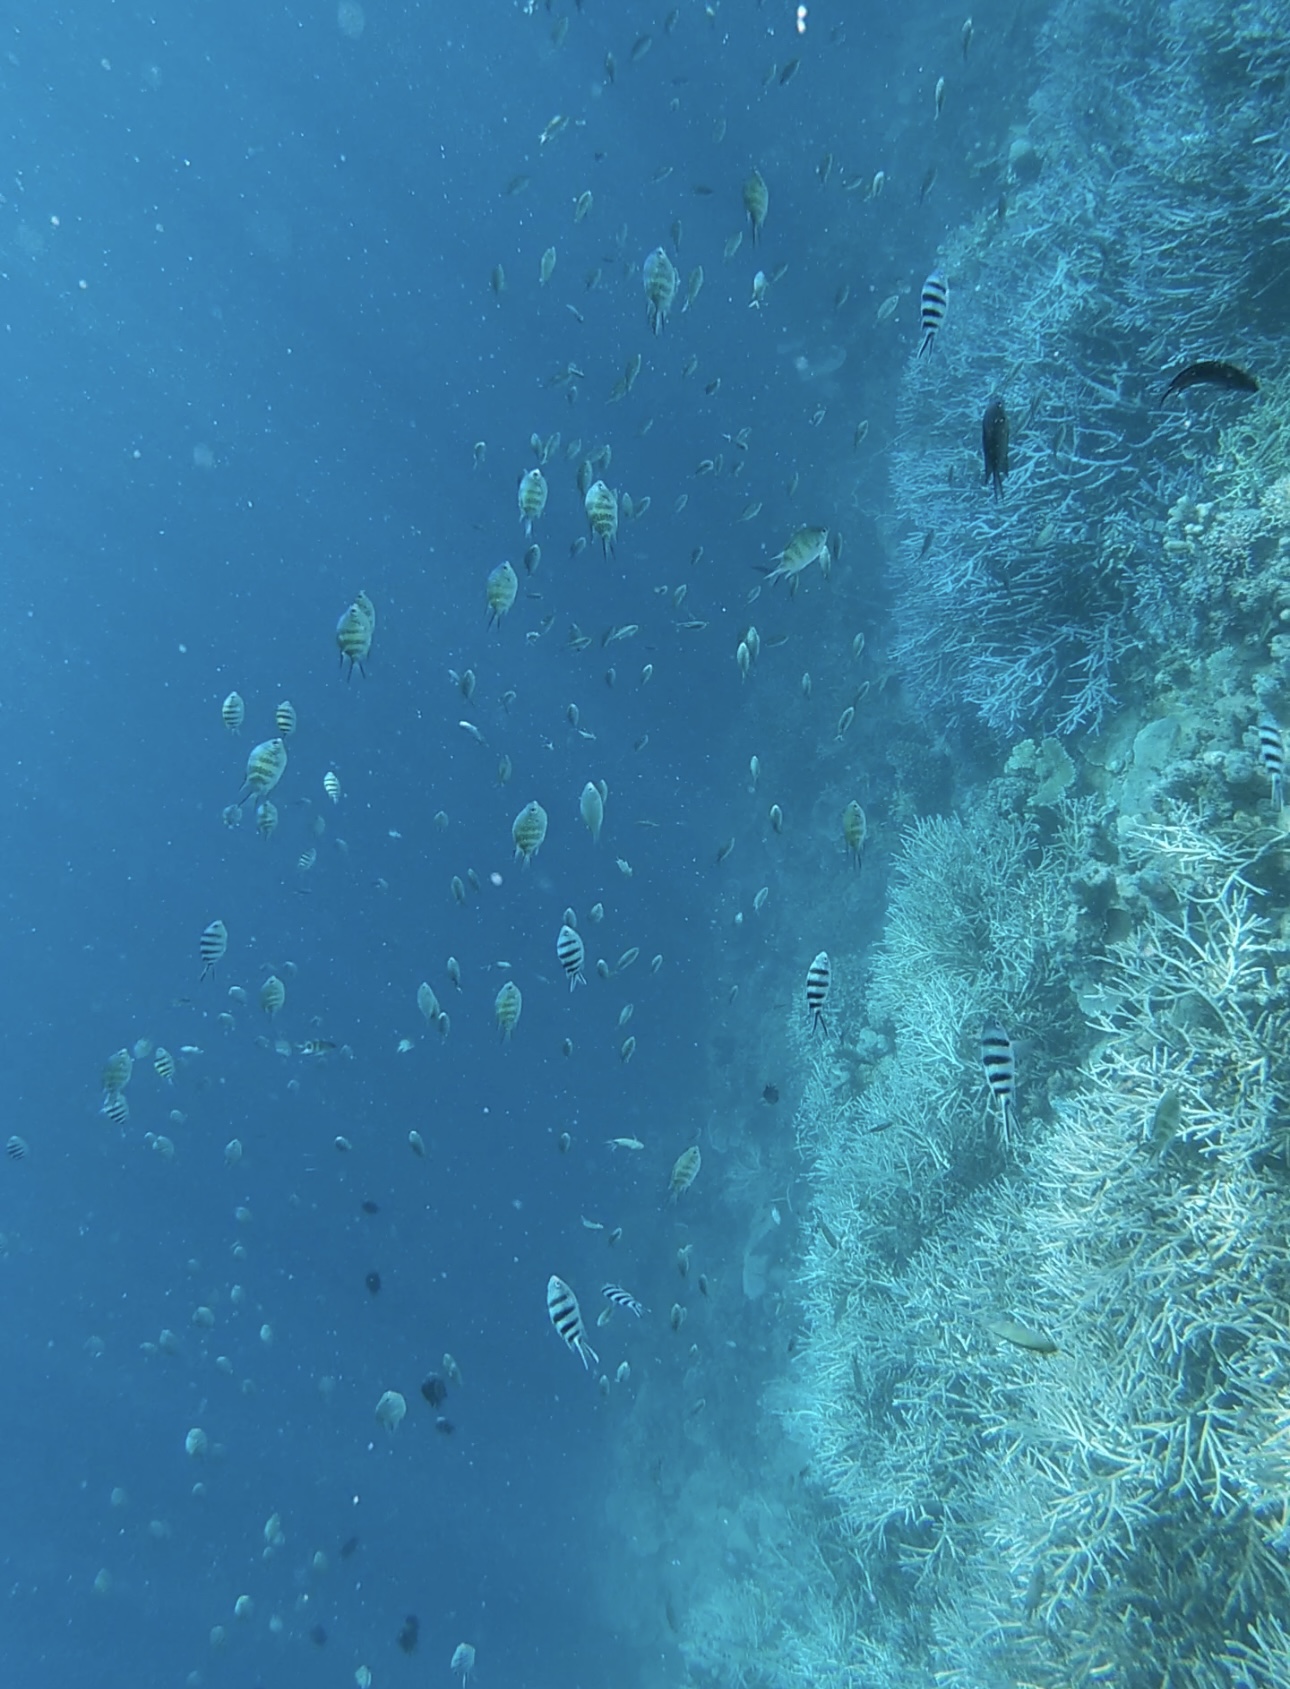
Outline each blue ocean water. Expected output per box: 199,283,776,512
0,2,1048,1685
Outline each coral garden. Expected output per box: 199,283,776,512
671,1,1290,1686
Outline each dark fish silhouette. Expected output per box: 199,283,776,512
1160,359,1258,404
420,1373,448,1408
982,395,1010,497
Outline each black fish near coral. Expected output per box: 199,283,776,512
981,395,1009,498
1159,359,1258,405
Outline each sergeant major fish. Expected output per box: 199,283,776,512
547,1275,599,1369
918,271,948,357
602,1284,645,1318
980,1021,1016,1139
806,951,831,1033
762,526,829,592
1258,715,1285,809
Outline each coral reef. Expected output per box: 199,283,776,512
780,798,1290,1689
886,0,1290,740
1162,378,1290,668
668,6,1290,1689
1004,736,1077,808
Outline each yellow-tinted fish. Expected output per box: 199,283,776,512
336,590,375,678
102,1048,133,1097
512,800,548,863
518,468,548,534
238,738,287,805
743,170,769,243
842,800,866,867
495,979,523,1041
584,481,618,556
485,560,519,627
199,920,229,981
221,692,245,733
668,1145,701,1202
643,246,679,333
764,527,829,591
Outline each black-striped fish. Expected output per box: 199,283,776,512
806,950,831,1033
980,1022,1016,1137
1258,715,1284,809
101,1092,129,1127
199,919,228,981
918,270,948,357
547,1275,599,1369
556,923,586,990
601,1283,645,1319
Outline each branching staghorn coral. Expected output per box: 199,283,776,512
797,795,1082,1288
886,0,1289,738
777,799,1290,1689
1162,376,1290,649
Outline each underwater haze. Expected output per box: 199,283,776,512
4,2,1290,1689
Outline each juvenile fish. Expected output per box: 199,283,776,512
984,1315,1058,1355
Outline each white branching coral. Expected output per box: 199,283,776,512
779,801,1290,1689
